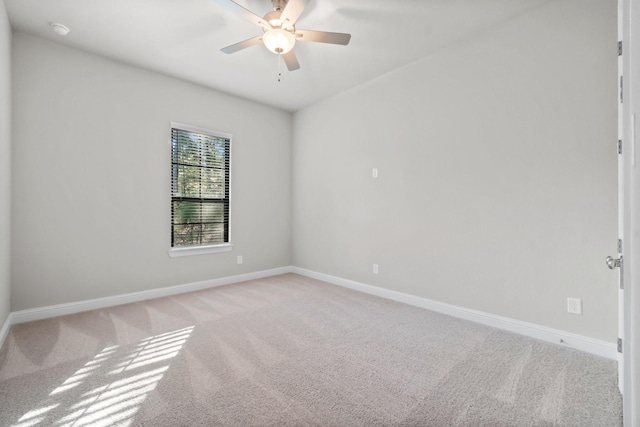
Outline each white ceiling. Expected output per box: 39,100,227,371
4,0,549,112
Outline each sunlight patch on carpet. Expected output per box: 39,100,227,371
10,326,194,427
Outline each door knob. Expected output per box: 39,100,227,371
606,255,623,270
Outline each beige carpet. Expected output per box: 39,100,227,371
0,273,622,426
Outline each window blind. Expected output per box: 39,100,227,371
171,126,230,247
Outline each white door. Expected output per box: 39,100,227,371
621,0,639,423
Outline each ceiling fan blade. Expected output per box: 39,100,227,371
212,0,272,30
282,50,300,71
295,30,351,45
221,35,263,54
280,0,304,28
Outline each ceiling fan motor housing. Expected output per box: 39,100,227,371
264,10,284,28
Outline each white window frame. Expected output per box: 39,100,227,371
168,122,233,258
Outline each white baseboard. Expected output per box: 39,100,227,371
292,267,617,360
10,266,294,325
4,265,617,361
0,312,11,350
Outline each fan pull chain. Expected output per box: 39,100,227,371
277,53,283,82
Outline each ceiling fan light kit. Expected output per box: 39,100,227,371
263,28,295,54
214,0,351,71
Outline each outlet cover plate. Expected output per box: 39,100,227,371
567,297,582,315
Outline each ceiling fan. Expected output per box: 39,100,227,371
213,0,351,71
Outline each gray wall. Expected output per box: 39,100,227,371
11,33,292,311
292,0,618,341
0,1,11,326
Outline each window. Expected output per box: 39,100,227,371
170,123,232,256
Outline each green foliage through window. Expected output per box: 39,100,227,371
171,125,230,247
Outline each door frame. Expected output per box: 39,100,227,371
618,0,624,396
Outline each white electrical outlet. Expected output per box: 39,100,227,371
372,168,379,178
373,264,379,274
567,297,582,315
237,255,243,265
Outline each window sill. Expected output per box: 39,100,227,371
168,243,233,258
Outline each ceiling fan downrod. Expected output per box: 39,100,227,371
271,0,288,12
